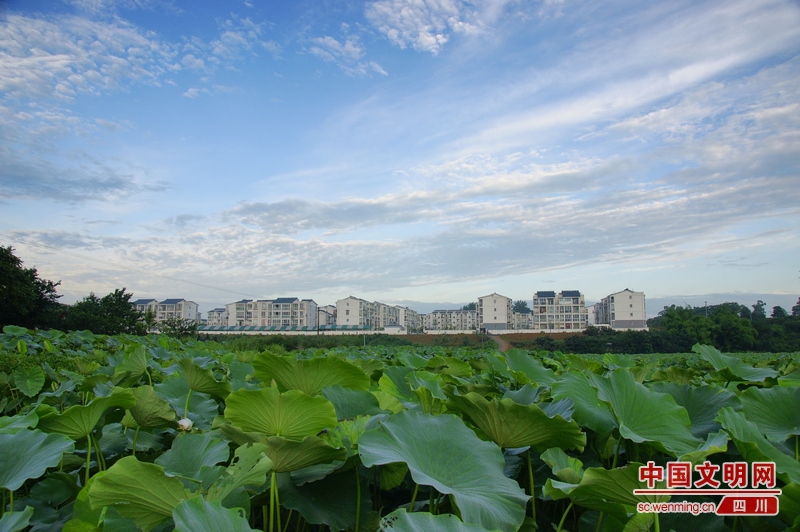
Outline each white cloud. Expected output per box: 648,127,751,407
308,34,387,76
365,0,490,54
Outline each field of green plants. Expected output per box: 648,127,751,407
1,326,799,532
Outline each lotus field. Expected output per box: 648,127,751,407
1,326,799,531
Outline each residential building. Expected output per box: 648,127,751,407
512,309,533,330
132,298,158,317
423,309,477,331
225,299,253,327
318,305,337,326
477,293,512,331
206,308,228,327
157,299,200,322
595,289,648,330
396,306,422,332
336,296,373,328
532,290,588,331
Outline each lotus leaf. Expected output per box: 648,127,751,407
88,456,193,532
253,353,369,395
177,358,232,399
265,435,347,473
172,496,255,532
123,385,176,429
225,388,337,440
0,506,34,532
589,370,702,457
693,344,778,382
358,411,529,531
448,392,585,451
0,429,74,491
155,432,230,481
649,382,739,438
551,372,616,434
739,385,800,442
37,387,136,440
205,443,272,502
379,509,500,532
505,349,556,387
322,385,388,420
13,366,45,397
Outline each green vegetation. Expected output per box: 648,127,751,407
1,326,799,531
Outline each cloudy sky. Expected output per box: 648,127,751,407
1,0,799,316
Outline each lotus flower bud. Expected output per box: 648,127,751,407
177,417,193,431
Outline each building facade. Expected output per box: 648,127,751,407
532,290,588,331
477,293,512,331
594,289,648,330
206,308,228,327
157,299,200,322
423,309,478,331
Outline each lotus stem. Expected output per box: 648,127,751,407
354,467,361,532
85,433,92,486
132,427,140,456
269,473,276,532
612,437,622,469
183,389,193,419
1,489,5,517
408,483,420,512
795,435,798,462
526,449,536,523
283,510,293,532
93,433,106,471
145,368,153,386
556,502,573,532
595,512,605,532
653,512,660,532
262,505,267,532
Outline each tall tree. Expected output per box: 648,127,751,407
792,297,800,317
771,306,788,319
751,300,767,320
64,288,144,335
461,302,476,311
512,300,531,313
0,245,62,329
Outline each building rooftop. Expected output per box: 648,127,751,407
160,298,187,305
535,291,556,298
561,290,582,297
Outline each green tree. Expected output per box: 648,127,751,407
157,316,199,338
792,297,800,317
0,245,62,329
771,306,788,319
461,302,476,311
751,300,767,320
659,305,714,344
512,300,530,313
710,305,757,351
65,288,144,335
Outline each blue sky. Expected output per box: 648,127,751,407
1,0,799,317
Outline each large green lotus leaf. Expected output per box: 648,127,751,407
358,411,529,532
322,385,388,420
716,407,800,485
693,344,778,382
253,353,369,395
396,350,429,369
0,429,74,490
155,432,230,480
13,366,45,397
88,456,193,532
427,356,473,378
123,385,176,429
229,361,259,392
205,443,272,502
114,346,149,379
0,506,34,532
739,386,800,442
778,482,800,529
448,392,585,451
278,468,372,531
0,410,39,434
37,387,136,440
544,464,668,522
154,376,218,430
379,367,416,404
650,365,698,385
172,496,254,532
177,358,232,399
649,382,739,438
504,349,556,387
378,509,496,532
540,447,584,484
589,370,702,457
225,388,337,440
551,372,616,434
677,430,729,465
266,435,347,473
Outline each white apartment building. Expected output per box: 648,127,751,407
206,308,228,327
157,299,200,322
532,290,588,331
374,302,400,329
424,309,478,331
225,298,318,328
318,305,337,326
477,293,512,331
396,306,421,332
336,296,373,328
132,298,159,317
595,289,648,330
512,310,533,330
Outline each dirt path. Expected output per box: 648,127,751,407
489,334,512,352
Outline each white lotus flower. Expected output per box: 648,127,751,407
177,417,193,431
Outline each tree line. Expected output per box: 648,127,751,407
0,245,196,336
